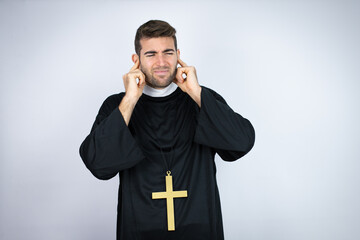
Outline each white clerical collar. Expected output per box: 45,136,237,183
143,83,178,97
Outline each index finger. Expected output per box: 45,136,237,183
177,58,188,67
130,59,140,71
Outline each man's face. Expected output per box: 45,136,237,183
138,37,179,89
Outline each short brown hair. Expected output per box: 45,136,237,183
134,20,177,55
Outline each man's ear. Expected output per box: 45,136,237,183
132,54,139,63
177,49,180,59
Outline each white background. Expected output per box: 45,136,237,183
1,0,359,239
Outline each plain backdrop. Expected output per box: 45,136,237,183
1,0,359,239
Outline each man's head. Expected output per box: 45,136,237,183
133,20,179,89
134,20,177,56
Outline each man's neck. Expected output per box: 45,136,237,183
143,83,178,97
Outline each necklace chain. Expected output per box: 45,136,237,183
158,143,175,174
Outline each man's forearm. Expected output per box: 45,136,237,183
118,95,138,126
188,86,202,108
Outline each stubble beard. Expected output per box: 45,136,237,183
141,65,177,89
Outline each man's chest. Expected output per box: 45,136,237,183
129,99,197,150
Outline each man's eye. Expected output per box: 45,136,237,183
146,54,155,57
166,52,174,55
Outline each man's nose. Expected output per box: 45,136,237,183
156,55,166,66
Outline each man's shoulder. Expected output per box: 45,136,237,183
103,92,126,105
97,92,125,115
201,86,226,103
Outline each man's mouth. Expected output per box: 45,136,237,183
153,68,170,76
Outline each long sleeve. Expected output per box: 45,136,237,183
194,87,255,161
79,94,145,180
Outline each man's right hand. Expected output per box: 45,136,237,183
122,59,146,101
119,60,146,126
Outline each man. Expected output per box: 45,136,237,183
80,20,255,240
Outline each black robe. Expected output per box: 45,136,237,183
80,86,255,240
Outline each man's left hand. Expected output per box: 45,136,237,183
174,58,202,107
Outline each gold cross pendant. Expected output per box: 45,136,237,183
152,171,188,231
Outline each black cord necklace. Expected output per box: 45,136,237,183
158,144,174,176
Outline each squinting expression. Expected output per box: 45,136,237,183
139,37,179,89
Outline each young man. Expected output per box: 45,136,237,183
80,20,255,240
